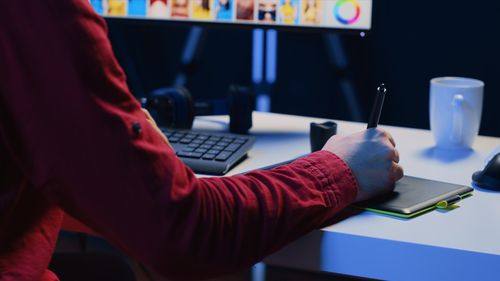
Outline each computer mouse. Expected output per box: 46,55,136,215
472,152,500,191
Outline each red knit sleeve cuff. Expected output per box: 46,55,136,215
297,150,359,208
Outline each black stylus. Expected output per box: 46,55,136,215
367,83,387,129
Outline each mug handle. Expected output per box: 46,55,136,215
451,94,464,144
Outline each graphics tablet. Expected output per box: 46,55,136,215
354,176,473,218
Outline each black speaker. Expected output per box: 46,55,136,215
228,84,254,134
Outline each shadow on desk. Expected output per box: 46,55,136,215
420,147,475,163
262,208,366,280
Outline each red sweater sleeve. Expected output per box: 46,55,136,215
0,1,358,280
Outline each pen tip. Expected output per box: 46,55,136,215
377,83,387,94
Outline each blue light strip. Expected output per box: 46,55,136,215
252,29,264,84
265,29,277,84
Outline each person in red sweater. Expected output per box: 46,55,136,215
0,1,403,280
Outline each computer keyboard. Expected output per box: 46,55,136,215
160,128,256,175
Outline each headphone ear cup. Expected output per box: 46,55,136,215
146,87,194,129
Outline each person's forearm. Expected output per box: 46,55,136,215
144,151,357,279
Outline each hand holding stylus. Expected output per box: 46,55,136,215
322,84,403,202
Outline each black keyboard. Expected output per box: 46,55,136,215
161,128,256,175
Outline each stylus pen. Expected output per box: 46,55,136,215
367,83,387,129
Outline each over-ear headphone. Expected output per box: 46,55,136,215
144,87,194,129
143,85,254,134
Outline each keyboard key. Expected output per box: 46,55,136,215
225,143,241,152
169,137,180,143
186,133,198,139
199,144,212,149
207,149,221,155
213,145,225,150
177,151,203,158
196,135,209,141
233,139,246,144
202,153,216,160
182,147,195,152
222,137,234,142
180,138,193,144
204,140,216,145
218,141,230,147
192,139,204,144
195,148,208,153
215,151,232,161
187,143,199,148
209,136,221,141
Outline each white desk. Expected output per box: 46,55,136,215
194,112,500,281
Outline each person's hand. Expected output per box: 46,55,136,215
322,129,403,202
141,108,170,145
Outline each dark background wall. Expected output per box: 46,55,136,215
107,1,500,137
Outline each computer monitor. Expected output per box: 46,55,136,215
89,0,372,31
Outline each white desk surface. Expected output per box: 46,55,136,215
194,112,500,281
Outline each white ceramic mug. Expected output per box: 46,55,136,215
430,77,484,150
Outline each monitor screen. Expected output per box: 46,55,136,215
89,0,373,31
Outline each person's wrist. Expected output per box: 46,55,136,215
306,150,359,206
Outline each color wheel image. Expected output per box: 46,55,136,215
333,0,361,25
